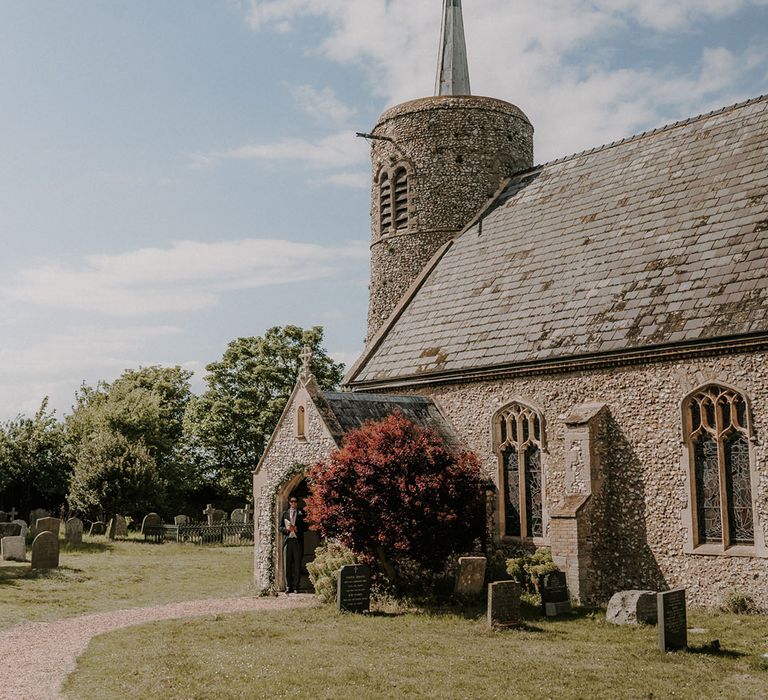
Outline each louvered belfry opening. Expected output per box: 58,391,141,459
379,172,392,234
393,168,409,230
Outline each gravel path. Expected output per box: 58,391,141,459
0,594,314,700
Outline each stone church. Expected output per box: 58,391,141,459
254,1,768,607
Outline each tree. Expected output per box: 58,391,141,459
184,325,344,499
0,399,71,515
305,413,486,582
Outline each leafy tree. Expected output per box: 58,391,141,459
184,325,344,499
305,413,486,583
0,399,71,515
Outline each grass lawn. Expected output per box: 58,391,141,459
0,536,254,630
63,603,768,700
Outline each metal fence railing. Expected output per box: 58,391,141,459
143,522,254,545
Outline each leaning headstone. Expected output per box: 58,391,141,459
12,520,28,540
487,581,522,628
455,556,487,597
230,508,245,524
607,590,658,626
174,515,189,526
0,523,22,538
1,536,26,562
31,531,59,570
141,513,162,534
0,511,9,523
65,518,83,545
35,517,61,537
658,589,687,652
539,570,571,617
89,521,106,536
337,564,371,613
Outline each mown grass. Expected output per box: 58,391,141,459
0,535,253,630
63,603,768,700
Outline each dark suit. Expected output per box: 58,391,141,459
279,508,306,592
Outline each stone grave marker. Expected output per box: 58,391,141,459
65,518,83,545
35,517,61,537
29,509,49,530
113,514,128,538
539,571,571,617
141,513,162,534
658,589,687,652
607,590,658,626
203,504,216,525
337,564,371,613
244,504,253,525
230,508,245,523
89,521,106,536
31,531,59,570
12,520,28,540
1,535,26,562
0,523,22,538
487,581,521,628
455,556,487,597
174,515,189,526
212,509,227,523
0,511,9,523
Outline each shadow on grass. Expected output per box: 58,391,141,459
0,564,85,586
687,642,747,659
61,541,113,554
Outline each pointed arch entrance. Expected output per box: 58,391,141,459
275,471,322,592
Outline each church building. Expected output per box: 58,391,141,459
254,0,768,607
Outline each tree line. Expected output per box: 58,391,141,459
0,326,344,522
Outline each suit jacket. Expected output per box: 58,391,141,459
279,508,307,551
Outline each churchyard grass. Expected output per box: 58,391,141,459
0,536,253,631
63,604,768,699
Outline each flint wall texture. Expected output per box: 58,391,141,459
366,96,533,340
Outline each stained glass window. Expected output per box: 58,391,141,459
686,386,754,548
497,403,544,539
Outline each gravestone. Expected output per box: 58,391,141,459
65,518,83,545
203,504,216,525
12,520,28,540
0,511,9,523
212,509,227,524
113,514,128,538
1,536,26,562
539,570,571,617
230,508,245,524
607,590,658,626
337,564,371,613
174,515,189,526
29,509,49,530
89,521,106,536
35,517,61,538
658,589,687,652
0,523,22,538
31,531,59,570
243,504,253,525
141,513,162,534
487,581,521,628
455,556,487,597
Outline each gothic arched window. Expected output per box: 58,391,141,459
393,167,409,231
495,402,545,539
379,172,392,235
685,385,755,547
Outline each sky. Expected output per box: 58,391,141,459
0,0,766,421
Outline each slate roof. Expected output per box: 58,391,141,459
315,391,461,449
349,95,768,386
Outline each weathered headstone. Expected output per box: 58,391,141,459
31,531,59,570
89,521,106,536
607,590,658,626
141,513,162,534
455,556,487,597
212,509,227,523
337,564,371,613
174,514,189,526
658,589,687,652
539,570,571,617
1,536,26,562
29,509,49,530
35,517,61,537
487,581,521,628
65,518,83,545
0,523,22,538
243,504,253,525
108,514,129,539
0,511,9,523
230,508,245,523
12,520,28,540
203,504,216,526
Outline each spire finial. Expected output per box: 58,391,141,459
435,0,471,96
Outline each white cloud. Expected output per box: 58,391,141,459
291,84,357,125
2,238,369,317
324,171,370,189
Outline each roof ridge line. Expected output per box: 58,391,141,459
532,93,768,170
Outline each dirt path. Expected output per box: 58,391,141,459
0,594,314,700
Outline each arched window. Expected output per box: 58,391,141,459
496,403,544,539
685,385,754,547
296,405,306,440
379,172,392,235
393,167,409,231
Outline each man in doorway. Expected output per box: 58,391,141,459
279,496,306,593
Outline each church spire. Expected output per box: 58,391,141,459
435,0,471,96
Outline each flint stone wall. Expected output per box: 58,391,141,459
386,351,768,607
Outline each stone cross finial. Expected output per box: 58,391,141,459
436,0,471,96
299,345,313,376
9,508,17,521
244,503,253,525
203,504,215,526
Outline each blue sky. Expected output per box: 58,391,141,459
0,0,766,419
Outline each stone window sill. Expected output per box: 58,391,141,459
501,535,549,548
686,544,760,558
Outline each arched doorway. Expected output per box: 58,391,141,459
275,473,322,592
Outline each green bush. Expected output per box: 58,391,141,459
722,591,761,615
506,548,559,593
306,541,358,603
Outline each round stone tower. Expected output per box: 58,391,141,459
365,2,534,341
